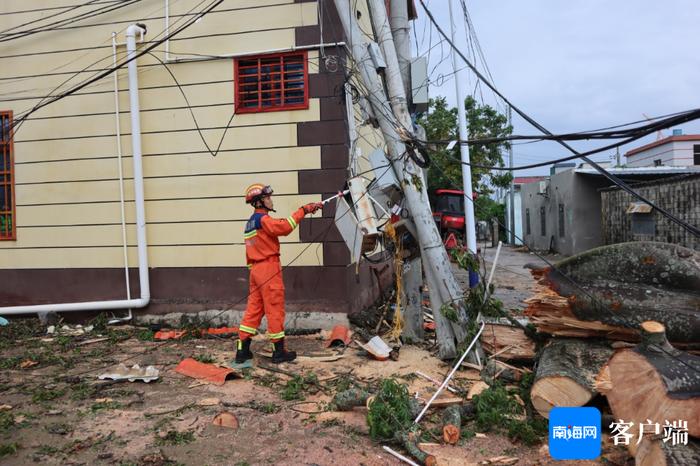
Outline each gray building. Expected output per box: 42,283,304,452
520,167,699,256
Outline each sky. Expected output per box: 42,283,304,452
412,0,700,177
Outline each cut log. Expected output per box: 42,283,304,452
481,324,536,361
441,405,461,445
636,437,700,466
332,389,371,411
524,242,700,347
606,322,700,438
395,431,437,466
530,338,613,418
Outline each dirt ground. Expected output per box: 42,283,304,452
0,327,628,466
1,247,630,466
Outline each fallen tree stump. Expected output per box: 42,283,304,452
606,321,700,439
530,338,613,418
524,242,700,347
636,437,700,466
441,405,461,445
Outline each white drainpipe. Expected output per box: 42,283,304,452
0,24,150,316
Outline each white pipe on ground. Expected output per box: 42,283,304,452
0,24,151,316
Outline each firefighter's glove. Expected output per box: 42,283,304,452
302,202,323,215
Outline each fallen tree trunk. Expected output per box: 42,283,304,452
530,338,613,418
441,405,461,445
636,437,700,466
606,321,700,439
525,242,700,347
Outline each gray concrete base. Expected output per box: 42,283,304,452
133,309,349,331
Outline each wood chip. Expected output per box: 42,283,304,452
475,433,487,438
485,456,519,465
0,405,12,411
95,398,114,403
428,396,463,408
197,398,221,407
77,337,109,346
467,381,489,400
212,411,239,430
20,360,38,369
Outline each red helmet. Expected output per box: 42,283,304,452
244,184,273,204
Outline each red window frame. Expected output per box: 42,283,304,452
1,110,15,241
234,51,309,114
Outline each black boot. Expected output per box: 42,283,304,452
271,339,296,364
235,338,253,363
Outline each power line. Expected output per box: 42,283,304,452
0,0,141,43
10,0,224,132
0,0,105,36
417,0,700,238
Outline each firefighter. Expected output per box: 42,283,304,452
235,183,323,364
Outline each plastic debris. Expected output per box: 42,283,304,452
212,411,239,429
154,330,186,340
174,358,237,386
0,317,8,326
98,363,160,383
357,336,392,361
325,325,352,348
228,359,254,370
47,324,93,336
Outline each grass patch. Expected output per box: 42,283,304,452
0,442,20,458
0,318,43,350
90,400,122,413
70,381,96,401
280,373,319,401
155,430,195,446
193,354,215,364
0,356,22,370
32,387,66,403
0,412,15,433
136,328,155,341
36,444,59,456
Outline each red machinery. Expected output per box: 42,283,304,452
432,189,465,238
431,189,478,248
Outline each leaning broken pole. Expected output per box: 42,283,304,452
336,0,476,359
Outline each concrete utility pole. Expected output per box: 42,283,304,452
447,0,477,258
339,0,474,358
389,0,412,99
508,106,515,244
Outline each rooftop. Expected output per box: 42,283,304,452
624,134,700,157
575,166,700,176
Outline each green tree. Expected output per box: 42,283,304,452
418,96,512,195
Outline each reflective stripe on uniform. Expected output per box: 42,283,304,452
239,325,257,335
286,216,297,229
244,230,257,239
267,331,285,340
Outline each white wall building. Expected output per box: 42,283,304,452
625,135,700,167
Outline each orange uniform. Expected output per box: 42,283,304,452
238,207,306,342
